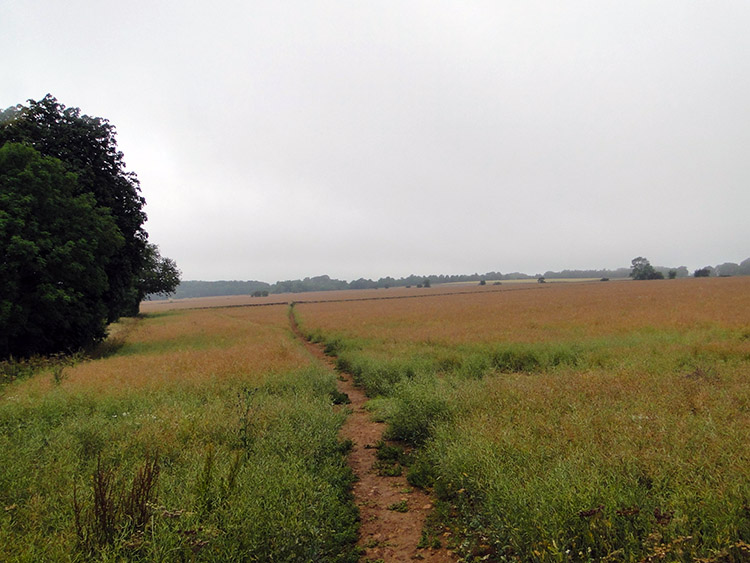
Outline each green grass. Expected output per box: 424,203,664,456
0,312,359,562
297,312,750,562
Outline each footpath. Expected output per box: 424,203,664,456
289,307,456,562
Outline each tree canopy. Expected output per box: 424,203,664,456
1,96,179,357
630,257,664,280
138,243,181,301
0,95,149,320
0,143,124,356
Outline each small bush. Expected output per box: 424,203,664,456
491,347,542,372
384,376,454,446
489,343,581,373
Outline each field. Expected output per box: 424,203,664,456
294,277,750,561
2,277,749,562
0,306,358,561
138,281,565,313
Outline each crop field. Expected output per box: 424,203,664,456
295,277,750,561
2,278,748,562
138,282,547,313
0,306,358,561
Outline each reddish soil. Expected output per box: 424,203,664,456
290,310,456,562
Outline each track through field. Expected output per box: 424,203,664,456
289,307,456,562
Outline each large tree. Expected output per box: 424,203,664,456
0,143,124,357
0,95,148,320
1,96,179,357
138,243,181,301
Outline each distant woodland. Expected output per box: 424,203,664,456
150,258,750,300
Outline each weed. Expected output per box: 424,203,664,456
73,453,159,551
51,364,66,384
375,441,407,463
195,444,216,514
330,388,351,405
406,449,437,489
388,500,409,513
373,440,411,476
417,529,442,549
384,376,454,445
338,438,355,454
374,460,403,477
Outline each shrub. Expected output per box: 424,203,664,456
384,376,454,445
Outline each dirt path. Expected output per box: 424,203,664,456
289,308,456,563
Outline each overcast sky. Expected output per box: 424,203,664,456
3,1,749,281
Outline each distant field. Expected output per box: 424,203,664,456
295,277,750,561
0,306,358,561
299,277,749,345
140,278,621,313
442,277,620,285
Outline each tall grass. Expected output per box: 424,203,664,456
0,306,358,561
296,278,750,561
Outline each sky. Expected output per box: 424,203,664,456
3,1,749,282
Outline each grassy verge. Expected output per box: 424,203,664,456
0,307,359,562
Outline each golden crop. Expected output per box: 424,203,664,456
297,277,750,345
12,305,308,398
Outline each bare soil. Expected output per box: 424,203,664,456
289,309,456,562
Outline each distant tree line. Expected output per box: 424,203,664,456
709,259,750,277
168,280,273,299
544,268,633,279
155,272,526,300
628,257,750,281
153,257,750,301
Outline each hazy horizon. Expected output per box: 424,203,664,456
181,256,747,284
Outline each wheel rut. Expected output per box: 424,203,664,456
289,307,456,562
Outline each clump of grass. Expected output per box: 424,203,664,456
417,529,442,549
0,356,36,385
372,440,411,477
329,388,351,405
388,500,409,513
383,375,455,446
489,342,582,372
336,353,423,397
